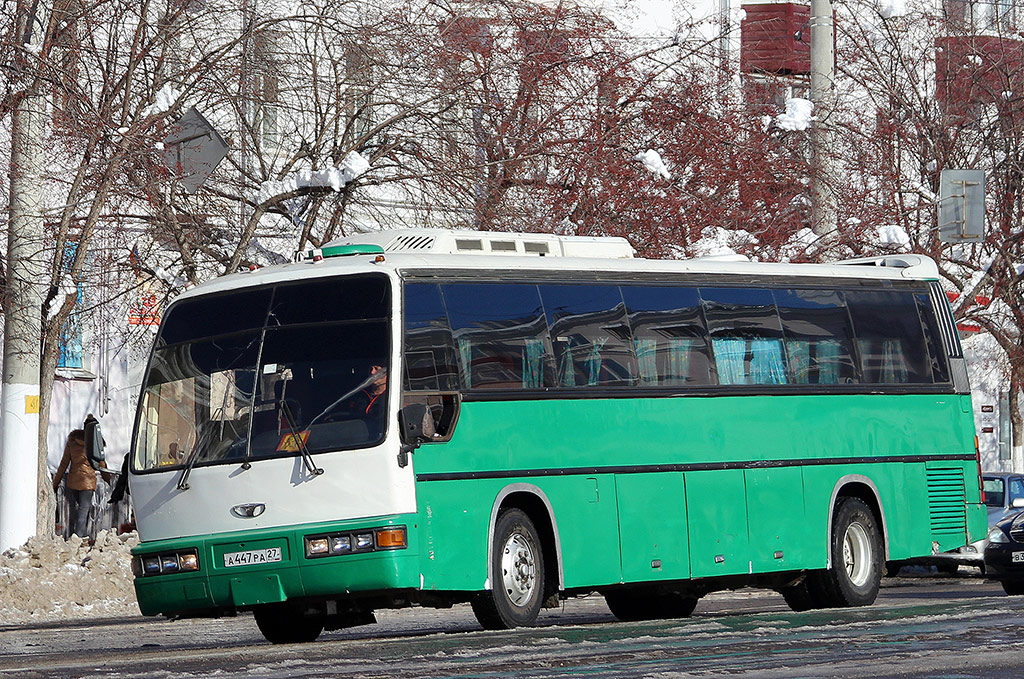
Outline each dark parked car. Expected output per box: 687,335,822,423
983,508,1024,594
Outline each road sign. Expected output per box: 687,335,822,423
162,108,229,194
938,169,985,243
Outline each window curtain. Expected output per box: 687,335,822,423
712,338,747,385
635,338,658,385
881,339,909,383
457,338,472,389
816,340,841,384
666,339,692,384
786,340,811,384
749,339,787,385
586,338,608,386
523,339,545,388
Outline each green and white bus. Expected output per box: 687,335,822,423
129,229,985,642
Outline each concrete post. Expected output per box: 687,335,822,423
1,90,46,552
810,0,838,237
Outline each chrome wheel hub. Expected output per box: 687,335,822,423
843,521,872,587
501,533,537,607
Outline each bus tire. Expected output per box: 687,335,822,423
253,603,324,644
472,508,545,630
818,497,883,608
779,579,820,612
605,589,698,621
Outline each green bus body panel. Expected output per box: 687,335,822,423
745,466,809,572
134,392,983,616
414,393,982,592
686,470,749,577
615,473,689,582
133,518,420,617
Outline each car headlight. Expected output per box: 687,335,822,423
989,527,1010,544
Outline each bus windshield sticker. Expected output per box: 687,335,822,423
277,431,311,452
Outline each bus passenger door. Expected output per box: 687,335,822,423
745,467,808,572
685,469,751,578
615,472,690,582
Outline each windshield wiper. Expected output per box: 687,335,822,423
177,446,202,491
280,399,323,477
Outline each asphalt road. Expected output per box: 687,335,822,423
2,571,1021,678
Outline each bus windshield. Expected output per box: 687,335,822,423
133,275,391,473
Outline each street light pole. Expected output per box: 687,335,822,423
810,0,838,237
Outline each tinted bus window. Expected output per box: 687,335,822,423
267,274,390,326
701,287,786,385
159,288,272,345
915,292,951,383
403,283,459,392
773,289,858,384
621,286,713,387
442,283,553,390
539,285,636,388
845,289,931,384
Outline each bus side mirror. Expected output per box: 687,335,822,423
397,404,431,468
400,404,431,444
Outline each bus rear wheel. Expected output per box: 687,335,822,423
472,509,545,630
605,589,698,621
817,497,883,608
253,603,324,644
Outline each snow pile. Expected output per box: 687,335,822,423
0,530,139,624
876,224,911,246
634,149,671,179
255,151,372,205
775,98,814,131
142,83,182,117
878,0,907,19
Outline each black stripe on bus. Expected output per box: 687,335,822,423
414,453,977,482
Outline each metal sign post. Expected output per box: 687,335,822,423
938,169,986,243
162,108,229,194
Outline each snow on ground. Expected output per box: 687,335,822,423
0,530,139,625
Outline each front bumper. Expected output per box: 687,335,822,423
984,541,1024,579
132,516,420,617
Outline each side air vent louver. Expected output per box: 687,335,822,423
926,467,967,534
385,235,436,252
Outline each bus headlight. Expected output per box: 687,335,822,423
304,526,407,558
306,538,330,555
133,548,201,577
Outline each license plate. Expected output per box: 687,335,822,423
1013,552,1024,563
223,547,282,567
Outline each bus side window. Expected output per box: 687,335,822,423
538,284,636,388
773,288,859,385
442,283,553,390
846,289,932,384
701,287,787,386
403,283,459,393
621,285,713,387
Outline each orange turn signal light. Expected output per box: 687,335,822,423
376,528,407,548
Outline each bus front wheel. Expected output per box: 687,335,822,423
472,508,545,630
253,603,324,644
818,497,883,608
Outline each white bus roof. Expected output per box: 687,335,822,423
175,230,940,302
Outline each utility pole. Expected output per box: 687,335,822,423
810,0,838,237
1,3,47,552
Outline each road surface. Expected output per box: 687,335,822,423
1,571,1019,678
